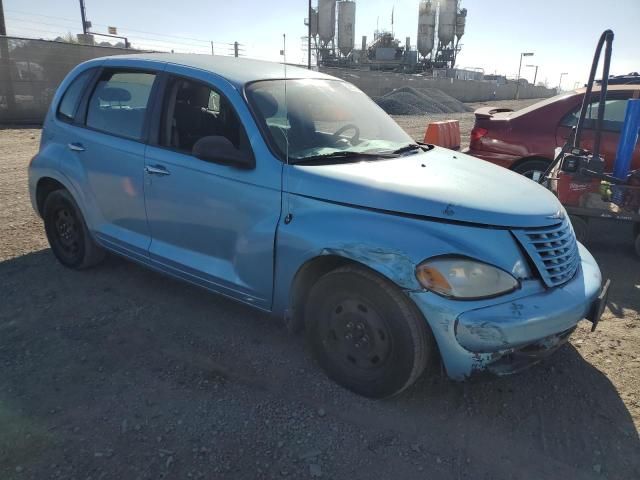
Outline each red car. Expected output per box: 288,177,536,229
465,85,640,178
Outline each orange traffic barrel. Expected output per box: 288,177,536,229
423,120,461,150
447,120,461,149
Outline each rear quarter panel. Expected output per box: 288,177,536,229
29,60,107,219
471,94,583,164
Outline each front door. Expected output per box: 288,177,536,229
143,70,282,309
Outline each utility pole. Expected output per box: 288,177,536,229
0,0,16,114
234,41,239,58
0,0,6,36
307,0,311,69
79,0,88,34
211,41,214,55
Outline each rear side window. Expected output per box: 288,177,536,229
561,98,629,132
57,69,94,122
86,70,156,140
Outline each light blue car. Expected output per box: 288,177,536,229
29,54,608,398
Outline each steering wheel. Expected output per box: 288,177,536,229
332,124,360,145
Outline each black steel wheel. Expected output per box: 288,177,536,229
513,159,551,181
43,189,105,269
570,215,589,244
306,265,435,398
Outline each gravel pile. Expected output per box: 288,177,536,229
374,86,473,115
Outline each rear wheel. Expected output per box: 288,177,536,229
43,189,105,269
306,266,435,398
512,159,551,181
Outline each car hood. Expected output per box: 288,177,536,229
287,147,563,228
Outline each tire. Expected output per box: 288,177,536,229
306,266,435,398
634,229,640,258
570,215,589,244
42,189,105,269
512,159,551,181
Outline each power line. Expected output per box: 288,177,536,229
6,9,237,47
6,18,226,53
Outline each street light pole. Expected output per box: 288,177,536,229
526,64,539,85
515,52,534,100
308,0,312,69
558,72,568,92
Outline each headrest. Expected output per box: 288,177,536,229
176,83,210,107
252,90,279,119
98,87,131,102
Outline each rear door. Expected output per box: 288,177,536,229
143,67,282,309
68,67,159,260
556,91,640,171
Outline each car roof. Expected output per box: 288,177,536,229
574,84,640,93
88,53,335,88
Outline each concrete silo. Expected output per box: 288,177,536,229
337,1,356,56
318,0,337,46
417,1,436,59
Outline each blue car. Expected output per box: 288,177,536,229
29,54,607,398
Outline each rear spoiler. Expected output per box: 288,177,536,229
474,107,514,119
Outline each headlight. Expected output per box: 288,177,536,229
415,257,519,299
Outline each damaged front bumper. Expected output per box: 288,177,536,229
409,243,604,380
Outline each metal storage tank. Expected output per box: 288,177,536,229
455,8,467,40
337,1,356,56
318,0,336,43
310,7,319,37
417,1,436,57
438,0,457,46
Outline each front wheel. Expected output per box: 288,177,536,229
306,266,435,398
43,189,105,269
570,215,589,244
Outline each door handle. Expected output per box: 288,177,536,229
144,165,171,176
67,142,85,152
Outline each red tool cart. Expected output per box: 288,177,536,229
541,30,640,257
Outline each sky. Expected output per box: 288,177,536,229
5,0,639,90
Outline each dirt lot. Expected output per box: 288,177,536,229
1,101,639,480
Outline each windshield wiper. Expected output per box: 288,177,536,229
390,143,425,155
291,150,398,165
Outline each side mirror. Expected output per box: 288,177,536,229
192,136,255,169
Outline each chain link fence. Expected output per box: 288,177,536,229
0,36,142,124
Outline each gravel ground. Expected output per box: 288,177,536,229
374,87,472,115
1,103,639,480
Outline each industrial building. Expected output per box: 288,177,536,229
308,0,469,74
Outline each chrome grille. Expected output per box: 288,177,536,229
512,218,579,287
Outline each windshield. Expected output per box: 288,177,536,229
246,79,415,163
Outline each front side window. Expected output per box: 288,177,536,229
560,98,629,132
160,77,249,154
86,70,156,140
246,79,414,162
57,69,94,122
